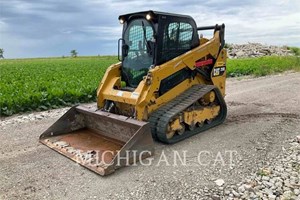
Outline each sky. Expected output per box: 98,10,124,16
0,0,300,58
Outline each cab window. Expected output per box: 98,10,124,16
161,22,193,62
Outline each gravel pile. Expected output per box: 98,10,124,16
227,43,294,59
0,103,95,129
0,107,70,128
107,136,300,200
215,136,300,200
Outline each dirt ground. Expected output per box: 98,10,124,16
1,72,300,200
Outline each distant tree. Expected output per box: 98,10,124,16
0,48,4,59
70,50,78,58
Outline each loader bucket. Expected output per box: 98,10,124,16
39,105,154,176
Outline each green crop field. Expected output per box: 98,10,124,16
227,56,300,77
0,55,299,116
0,56,118,116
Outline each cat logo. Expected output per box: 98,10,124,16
213,66,226,77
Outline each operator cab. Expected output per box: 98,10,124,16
119,11,199,87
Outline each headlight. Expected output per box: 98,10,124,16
146,13,151,20
119,18,125,24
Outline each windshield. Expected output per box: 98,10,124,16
122,19,154,87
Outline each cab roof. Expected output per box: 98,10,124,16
118,10,194,21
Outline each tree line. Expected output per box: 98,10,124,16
0,49,79,59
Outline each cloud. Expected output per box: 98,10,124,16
0,0,299,58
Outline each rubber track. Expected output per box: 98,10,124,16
148,84,227,144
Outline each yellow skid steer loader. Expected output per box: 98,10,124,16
40,11,227,175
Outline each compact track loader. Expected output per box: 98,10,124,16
40,11,227,175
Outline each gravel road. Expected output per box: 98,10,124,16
1,72,300,200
